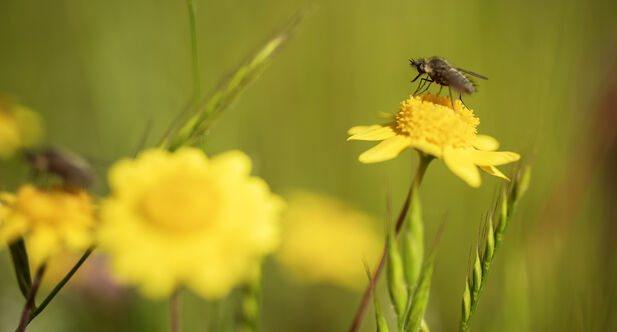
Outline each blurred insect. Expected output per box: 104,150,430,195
25,147,94,188
409,57,488,108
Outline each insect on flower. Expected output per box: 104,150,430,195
409,57,488,108
25,147,94,188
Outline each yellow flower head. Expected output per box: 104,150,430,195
0,185,95,267
348,94,520,187
276,192,383,290
98,147,283,299
0,97,43,159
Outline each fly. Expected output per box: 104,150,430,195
409,57,488,108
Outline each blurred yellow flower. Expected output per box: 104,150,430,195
0,185,95,267
98,147,283,299
0,98,43,159
276,192,383,290
348,94,520,187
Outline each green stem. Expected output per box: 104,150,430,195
16,263,46,332
348,152,433,332
238,265,262,332
186,0,201,105
170,289,180,332
28,246,94,323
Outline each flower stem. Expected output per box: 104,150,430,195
186,0,201,105
238,265,262,332
170,288,180,332
348,152,433,332
16,263,46,332
28,246,94,323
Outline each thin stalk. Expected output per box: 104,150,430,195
348,153,433,332
16,264,46,332
238,266,262,332
170,289,180,332
28,246,94,322
186,0,201,105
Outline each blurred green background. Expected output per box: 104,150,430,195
2,0,617,331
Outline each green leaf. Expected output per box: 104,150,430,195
461,280,471,323
374,291,391,332
514,165,532,203
8,238,32,299
472,250,482,296
401,188,423,292
364,263,390,332
483,218,495,275
404,249,436,332
495,190,508,245
420,319,431,332
386,231,407,328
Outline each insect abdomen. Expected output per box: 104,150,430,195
447,70,475,94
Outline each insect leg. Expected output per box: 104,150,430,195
418,80,433,95
459,94,470,109
437,85,443,96
420,80,434,94
410,73,422,83
448,88,455,108
413,77,428,95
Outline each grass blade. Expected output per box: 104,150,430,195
163,10,308,150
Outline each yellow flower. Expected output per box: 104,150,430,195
348,94,520,187
0,185,95,267
98,147,283,299
0,97,43,159
276,192,383,290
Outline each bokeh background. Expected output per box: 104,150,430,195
2,0,617,331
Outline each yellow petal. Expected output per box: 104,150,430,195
0,192,16,204
469,150,520,166
347,124,396,141
472,135,499,151
358,136,411,163
443,148,481,188
410,139,443,158
28,227,59,266
0,215,28,243
479,165,510,181
209,150,252,176
347,125,382,136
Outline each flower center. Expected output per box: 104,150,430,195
140,174,220,233
395,94,479,149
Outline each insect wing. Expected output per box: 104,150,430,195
455,67,488,80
